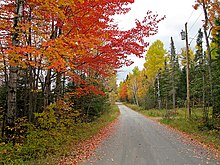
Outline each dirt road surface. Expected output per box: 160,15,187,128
84,103,219,165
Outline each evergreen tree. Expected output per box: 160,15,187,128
176,67,187,107
160,58,171,110
191,29,209,122
170,37,180,110
191,29,205,106
212,18,220,124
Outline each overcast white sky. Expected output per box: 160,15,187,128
116,0,204,84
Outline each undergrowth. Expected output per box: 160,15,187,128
0,104,120,164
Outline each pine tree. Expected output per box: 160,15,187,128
176,67,187,107
191,29,209,122
170,37,180,111
191,29,204,105
160,58,171,110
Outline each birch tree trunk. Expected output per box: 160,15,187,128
157,75,161,109
132,78,139,106
7,0,23,141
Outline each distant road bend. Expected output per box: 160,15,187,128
84,102,219,165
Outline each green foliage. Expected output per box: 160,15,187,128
34,104,57,130
160,117,220,149
124,103,144,112
190,28,208,110
143,85,157,109
132,66,140,76
21,129,64,160
212,18,220,125
0,85,7,128
125,103,165,117
0,142,24,164
67,82,110,121
145,109,165,117
0,103,119,164
161,117,199,133
176,67,187,107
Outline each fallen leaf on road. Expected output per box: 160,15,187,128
58,119,118,165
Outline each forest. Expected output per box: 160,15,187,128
0,0,219,164
118,0,220,146
0,0,164,163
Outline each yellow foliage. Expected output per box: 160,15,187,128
180,48,194,66
144,40,166,83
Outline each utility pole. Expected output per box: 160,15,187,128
181,23,191,118
185,23,191,118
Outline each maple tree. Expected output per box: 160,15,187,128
0,0,164,141
194,0,220,31
126,73,135,104
118,81,128,102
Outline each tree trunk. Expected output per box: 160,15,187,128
55,72,62,101
27,7,34,122
201,0,215,118
7,66,17,126
44,69,51,108
132,78,139,106
6,0,23,141
24,68,28,117
1,42,8,138
157,75,161,109
203,72,208,122
34,66,40,113
165,95,168,110
171,60,176,112
172,72,176,112
171,37,176,112
55,28,62,102
28,66,34,121
62,74,66,96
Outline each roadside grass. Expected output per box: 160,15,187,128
124,103,220,150
124,103,166,117
0,105,120,165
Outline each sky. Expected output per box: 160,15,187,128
115,0,204,84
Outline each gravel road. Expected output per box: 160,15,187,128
84,103,219,165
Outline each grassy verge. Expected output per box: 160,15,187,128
124,103,220,150
124,103,166,117
161,118,220,150
0,105,120,165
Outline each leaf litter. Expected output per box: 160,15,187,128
58,119,118,165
